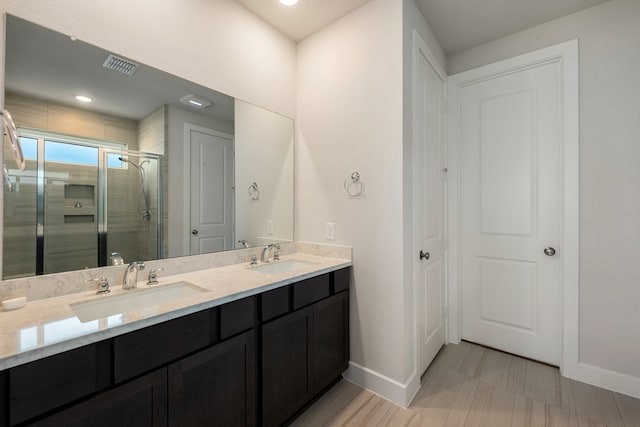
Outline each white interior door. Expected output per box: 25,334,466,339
413,31,447,375
456,58,562,365
188,125,234,255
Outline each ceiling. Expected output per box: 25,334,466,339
238,0,610,53
5,16,235,122
236,0,371,42
415,0,610,54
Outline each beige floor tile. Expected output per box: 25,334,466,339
459,343,486,377
292,343,640,427
475,348,513,389
443,377,481,427
414,369,467,425
524,360,561,407
615,391,640,427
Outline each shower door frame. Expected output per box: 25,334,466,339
17,128,163,274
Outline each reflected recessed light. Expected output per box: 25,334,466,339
279,0,298,5
75,95,93,103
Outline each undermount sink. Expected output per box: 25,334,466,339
71,281,209,322
251,259,317,275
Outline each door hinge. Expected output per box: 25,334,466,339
442,168,448,181
443,239,447,250
441,103,448,114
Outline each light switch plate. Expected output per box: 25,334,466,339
267,220,274,235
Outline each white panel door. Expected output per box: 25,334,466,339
459,60,562,365
413,32,446,375
189,127,234,255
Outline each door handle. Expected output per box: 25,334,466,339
192,229,199,235
419,250,430,260
544,247,556,256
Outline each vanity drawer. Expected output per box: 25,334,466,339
220,296,256,340
9,341,112,426
261,286,291,322
293,274,330,310
114,310,212,384
333,268,351,293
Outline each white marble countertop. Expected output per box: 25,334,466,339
0,253,351,371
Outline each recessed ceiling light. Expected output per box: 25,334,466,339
179,94,212,109
279,0,299,5
75,95,93,103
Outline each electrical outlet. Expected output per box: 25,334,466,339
326,222,336,241
267,220,274,235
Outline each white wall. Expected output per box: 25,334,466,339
297,0,413,403
448,0,640,385
235,100,294,248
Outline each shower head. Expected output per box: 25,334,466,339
118,156,143,172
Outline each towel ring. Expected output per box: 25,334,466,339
1,110,25,171
344,172,364,197
248,182,260,200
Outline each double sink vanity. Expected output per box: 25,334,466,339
0,245,352,426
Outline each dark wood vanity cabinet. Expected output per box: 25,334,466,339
262,270,350,426
30,368,168,427
9,341,112,426
0,370,8,427
1,268,350,427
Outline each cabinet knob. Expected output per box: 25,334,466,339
192,229,199,235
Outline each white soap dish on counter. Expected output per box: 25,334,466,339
2,296,27,311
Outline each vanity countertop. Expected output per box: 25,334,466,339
0,253,351,371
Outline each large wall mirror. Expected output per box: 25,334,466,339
2,15,294,279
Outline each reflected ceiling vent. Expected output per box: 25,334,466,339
179,94,212,109
102,54,140,76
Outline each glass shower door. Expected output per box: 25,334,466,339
102,150,162,267
43,140,100,274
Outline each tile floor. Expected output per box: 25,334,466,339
292,341,640,426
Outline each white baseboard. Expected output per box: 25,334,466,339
343,361,421,408
571,362,640,399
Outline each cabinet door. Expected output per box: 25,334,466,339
168,331,256,427
262,306,313,427
31,368,167,427
314,291,350,393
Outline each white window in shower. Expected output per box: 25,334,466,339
16,129,127,168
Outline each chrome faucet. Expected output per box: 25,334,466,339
261,243,280,263
123,261,145,290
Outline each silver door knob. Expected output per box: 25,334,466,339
192,229,199,235
419,250,430,260
544,247,556,256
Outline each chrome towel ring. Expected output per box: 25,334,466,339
248,182,260,200
344,171,364,197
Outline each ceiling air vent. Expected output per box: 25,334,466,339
102,54,140,76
